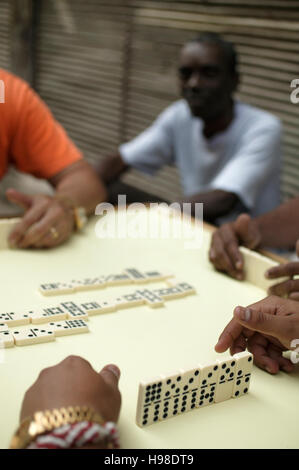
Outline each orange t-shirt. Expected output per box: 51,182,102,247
0,69,82,180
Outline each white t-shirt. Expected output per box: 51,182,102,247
120,100,281,219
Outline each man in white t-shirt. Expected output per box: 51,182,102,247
98,32,281,224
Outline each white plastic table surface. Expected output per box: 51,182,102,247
0,210,298,449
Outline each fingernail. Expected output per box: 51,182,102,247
265,269,273,278
236,261,242,270
235,306,251,321
266,366,273,374
106,364,120,379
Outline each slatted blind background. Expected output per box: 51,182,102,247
4,0,299,204
0,1,11,70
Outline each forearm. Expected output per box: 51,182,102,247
256,196,299,249
182,190,238,221
97,152,128,184
51,161,107,215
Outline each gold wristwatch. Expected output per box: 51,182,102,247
10,406,105,449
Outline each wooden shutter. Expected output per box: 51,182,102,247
0,1,11,70
35,0,131,164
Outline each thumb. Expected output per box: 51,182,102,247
5,188,33,210
99,364,121,388
234,214,261,249
234,306,292,345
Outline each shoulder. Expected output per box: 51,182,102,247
0,69,31,98
235,101,281,133
155,99,191,125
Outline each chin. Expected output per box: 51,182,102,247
189,105,206,119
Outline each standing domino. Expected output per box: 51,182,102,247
214,356,237,403
232,351,253,398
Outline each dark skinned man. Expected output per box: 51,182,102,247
98,32,281,224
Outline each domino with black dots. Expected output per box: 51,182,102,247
232,351,253,398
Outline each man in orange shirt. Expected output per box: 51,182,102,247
0,69,106,248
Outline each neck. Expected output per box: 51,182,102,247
203,101,234,139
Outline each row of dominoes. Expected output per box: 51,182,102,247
38,268,172,296
0,319,89,347
136,351,253,427
0,281,196,331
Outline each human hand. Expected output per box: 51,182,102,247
266,240,299,300
20,356,121,423
6,189,75,248
209,213,261,280
215,295,299,374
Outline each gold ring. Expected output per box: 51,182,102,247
50,227,59,239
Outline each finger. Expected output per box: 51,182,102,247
9,198,50,247
219,224,244,273
234,213,261,250
266,262,299,279
267,344,294,373
18,204,65,248
247,334,279,374
234,306,294,348
229,333,248,356
288,292,299,301
210,233,242,280
5,188,33,210
99,364,121,388
268,279,299,297
34,217,70,248
215,317,247,353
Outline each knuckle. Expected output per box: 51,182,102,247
63,355,91,368
38,366,51,379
